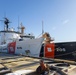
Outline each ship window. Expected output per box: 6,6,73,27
20,36,35,39
19,39,23,41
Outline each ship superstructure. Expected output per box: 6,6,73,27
0,18,35,45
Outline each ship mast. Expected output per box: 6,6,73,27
18,23,25,34
18,16,20,32
42,20,44,35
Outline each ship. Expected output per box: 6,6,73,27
0,18,76,75
40,33,76,61
0,18,43,56
0,18,76,60
8,32,76,61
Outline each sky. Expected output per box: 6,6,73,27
0,0,76,42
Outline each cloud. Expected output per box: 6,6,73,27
63,20,69,24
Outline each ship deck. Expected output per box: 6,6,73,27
0,53,39,75
0,52,76,75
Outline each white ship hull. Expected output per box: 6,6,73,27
8,38,44,57
0,44,8,53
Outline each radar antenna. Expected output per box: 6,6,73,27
0,17,11,31
4,18,10,31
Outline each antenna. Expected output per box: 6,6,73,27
18,16,20,32
4,12,6,30
36,21,44,38
42,20,44,35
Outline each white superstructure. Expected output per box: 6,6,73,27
0,17,43,54
15,37,43,57
0,31,20,45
